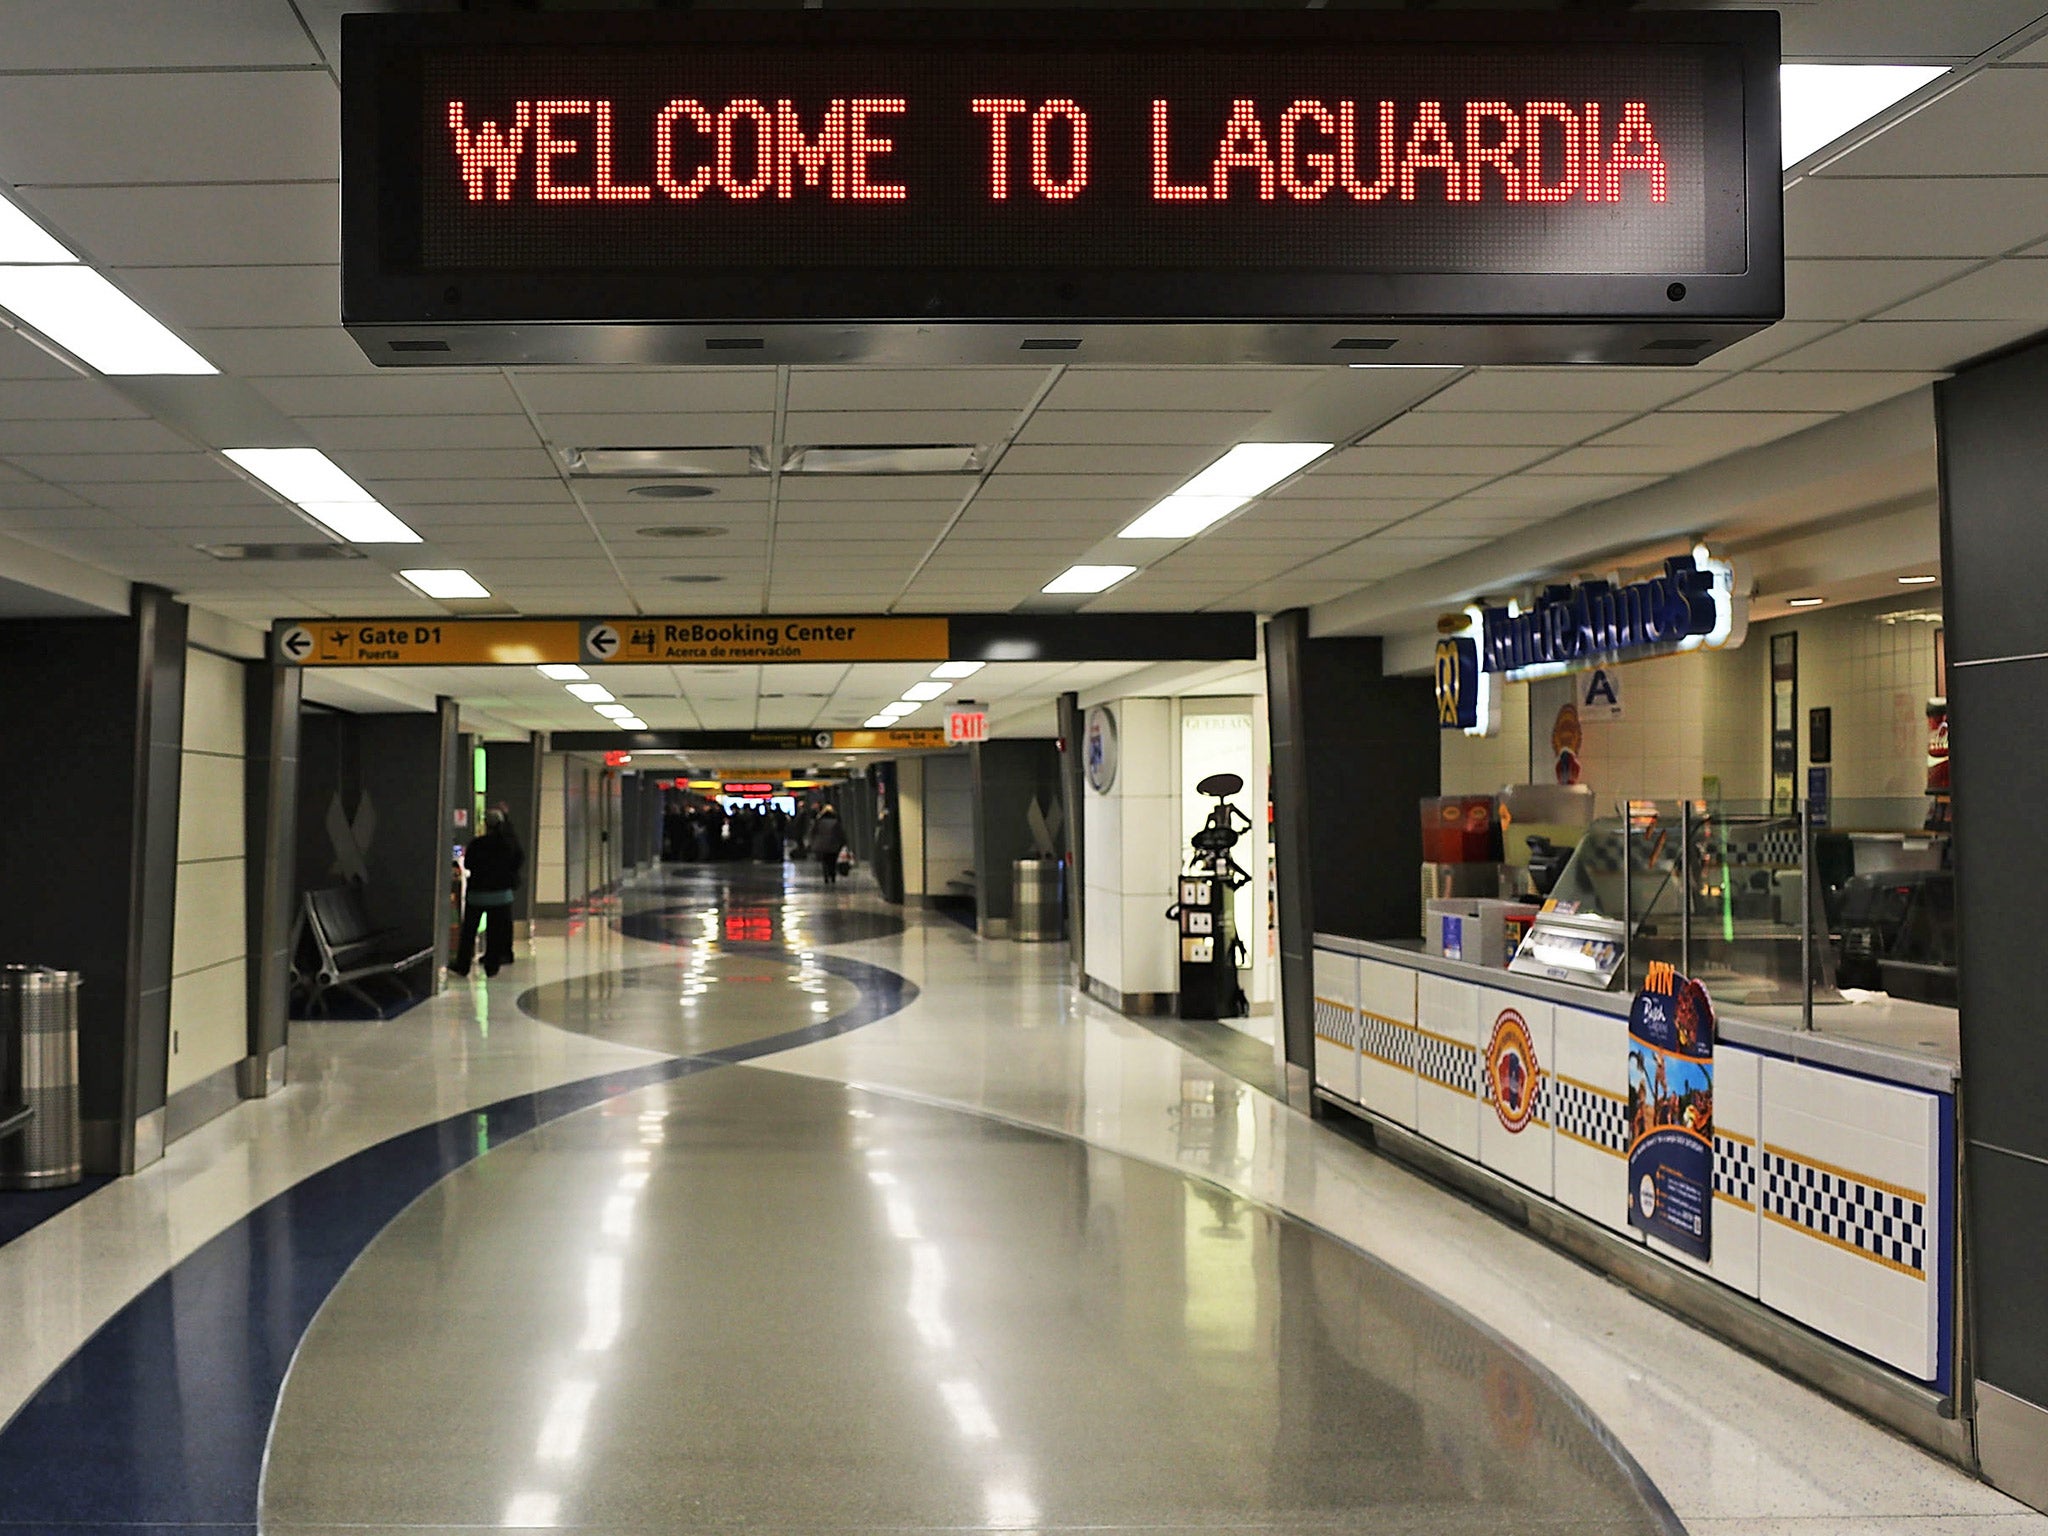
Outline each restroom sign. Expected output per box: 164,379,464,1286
1578,666,1625,721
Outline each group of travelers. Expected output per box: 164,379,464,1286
662,797,849,886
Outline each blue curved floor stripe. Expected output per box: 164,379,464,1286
0,944,916,1532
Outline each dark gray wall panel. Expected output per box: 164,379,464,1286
129,589,187,1129
1936,343,2048,665
245,662,301,1072
1967,1145,2048,1409
972,739,1061,928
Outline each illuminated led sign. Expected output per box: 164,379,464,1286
341,11,1782,367
1478,550,1748,682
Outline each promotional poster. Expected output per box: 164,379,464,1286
1627,963,1716,1258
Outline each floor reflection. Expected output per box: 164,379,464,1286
265,1067,1679,1535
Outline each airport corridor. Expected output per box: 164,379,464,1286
0,864,2033,1536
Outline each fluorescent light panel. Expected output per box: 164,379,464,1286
399,568,490,600
863,714,895,728
566,682,615,703
615,717,648,730
1781,64,1948,167
1119,442,1331,540
1042,564,1135,594
901,681,948,702
930,661,984,680
223,447,422,545
0,265,213,375
880,702,919,718
537,663,589,680
1788,597,1826,608
593,703,634,719
0,197,72,263
1897,575,1939,586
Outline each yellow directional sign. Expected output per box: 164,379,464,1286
587,617,949,665
278,620,580,666
829,729,949,751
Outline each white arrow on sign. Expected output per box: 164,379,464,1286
278,625,313,663
585,624,620,660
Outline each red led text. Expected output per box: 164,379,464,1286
450,97,909,203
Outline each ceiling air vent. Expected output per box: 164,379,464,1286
198,542,365,562
562,446,768,477
635,525,729,540
628,483,716,499
663,573,726,584
783,444,987,475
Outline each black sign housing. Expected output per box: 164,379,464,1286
341,9,1781,367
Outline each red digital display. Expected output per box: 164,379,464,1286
721,781,776,798
342,12,1780,365
416,50,1725,276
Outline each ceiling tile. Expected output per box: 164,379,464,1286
778,476,973,503
23,182,339,266
784,411,1017,446
364,479,576,507
1822,69,2048,179
112,265,341,332
1763,319,2045,371
0,70,338,185
1783,259,1979,321
1363,411,1629,447
254,373,524,417
0,417,189,455
0,1,322,69
1665,372,1939,413
1692,322,1843,372
1319,443,1551,477
329,447,560,481
1784,177,2048,259
1588,412,1833,451
786,367,1045,413
303,416,543,453
194,326,381,377
1041,367,1321,412
509,370,777,415
1013,410,1261,446
3,452,235,484
0,378,145,421
1415,369,1705,413
533,413,773,449
1877,259,2048,321
996,444,1214,476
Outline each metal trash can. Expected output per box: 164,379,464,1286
0,966,81,1189
1011,858,1063,943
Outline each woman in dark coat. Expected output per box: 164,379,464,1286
452,807,524,977
810,805,847,889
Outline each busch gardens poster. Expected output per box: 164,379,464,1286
1627,964,1716,1259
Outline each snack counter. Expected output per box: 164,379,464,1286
1311,929,1959,1432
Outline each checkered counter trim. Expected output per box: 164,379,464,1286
1313,997,1361,1050
1715,1134,1758,1209
1762,1145,1927,1278
1551,1076,1625,1154
1415,1029,1480,1099
1359,1010,1416,1072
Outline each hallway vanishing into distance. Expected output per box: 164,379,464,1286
0,866,2032,1535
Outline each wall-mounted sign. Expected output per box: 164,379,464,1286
722,781,776,797
341,10,1782,368
1084,705,1119,794
1484,1007,1542,1135
1478,551,1747,682
275,619,581,666
1626,962,1715,1260
549,726,947,752
1578,665,1624,721
1770,630,1798,817
1433,616,1498,737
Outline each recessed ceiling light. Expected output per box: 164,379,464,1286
901,681,948,702
1897,575,1939,586
930,660,985,680
880,701,919,718
537,663,588,681
563,447,766,477
222,447,422,544
567,682,616,703
399,568,490,600
1780,64,1949,167
1787,597,1826,608
615,717,648,730
863,715,894,729
783,444,986,476
628,484,717,499
1042,564,1136,595
0,266,214,375
593,703,634,719
0,195,75,263
1118,442,1332,541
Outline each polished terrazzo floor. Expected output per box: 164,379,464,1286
0,863,2039,1535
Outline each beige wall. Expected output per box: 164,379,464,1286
168,648,247,1096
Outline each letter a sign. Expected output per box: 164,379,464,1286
1579,666,1625,722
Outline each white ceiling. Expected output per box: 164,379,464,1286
0,0,2042,731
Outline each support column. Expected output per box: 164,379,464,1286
1934,337,2048,1513
431,698,459,979
240,660,300,1098
1057,691,1085,979
1265,611,1438,1109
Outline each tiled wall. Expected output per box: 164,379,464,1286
1748,594,1943,806
1313,944,1951,1386
536,753,566,909
168,649,247,1096
1439,680,1532,796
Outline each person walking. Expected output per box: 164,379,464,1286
451,807,524,978
811,804,847,889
